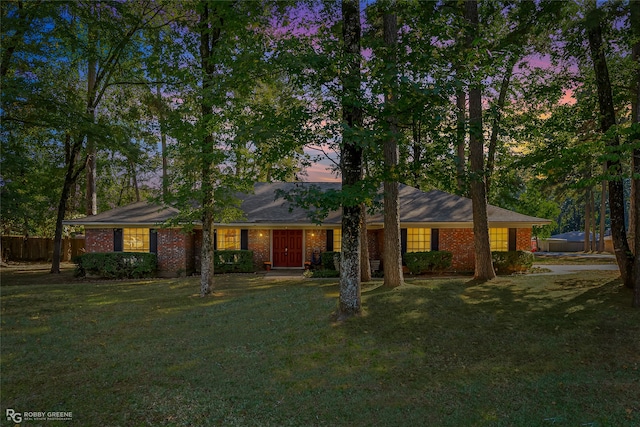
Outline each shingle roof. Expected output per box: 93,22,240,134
241,182,342,225
63,201,179,226
64,182,551,227
240,183,549,226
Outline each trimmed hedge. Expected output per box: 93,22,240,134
492,251,534,274
74,252,157,279
321,251,339,271
404,251,453,275
214,250,254,273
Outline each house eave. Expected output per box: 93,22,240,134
64,222,186,229
70,219,551,229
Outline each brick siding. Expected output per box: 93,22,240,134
249,229,271,270
85,228,114,253
86,226,534,275
367,230,382,261
156,229,194,277
303,229,327,267
439,228,475,272
516,228,532,251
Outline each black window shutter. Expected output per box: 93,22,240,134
241,229,249,250
213,229,217,250
431,228,439,251
114,229,123,252
401,228,408,254
508,228,517,251
150,229,158,254
326,229,334,252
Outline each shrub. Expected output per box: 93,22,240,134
214,250,254,273
404,251,453,275
74,252,157,279
492,251,534,274
321,251,339,270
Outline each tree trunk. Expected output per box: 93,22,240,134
383,178,403,288
125,160,140,202
599,174,606,252
465,0,495,281
51,134,86,273
86,7,98,216
455,80,467,196
485,55,516,196
584,189,591,252
586,6,634,288
360,204,371,282
630,0,640,306
411,119,421,188
590,190,597,252
337,0,363,319
156,85,169,202
200,206,215,296
382,8,404,288
198,1,222,296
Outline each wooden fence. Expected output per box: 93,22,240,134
1,236,85,262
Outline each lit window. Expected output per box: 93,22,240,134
333,229,342,252
490,228,508,251
123,228,149,252
217,229,240,250
407,228,431,252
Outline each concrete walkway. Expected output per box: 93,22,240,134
264,269,306,279
530,264,619,276
530,252,619,276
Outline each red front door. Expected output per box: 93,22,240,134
272,230,303,268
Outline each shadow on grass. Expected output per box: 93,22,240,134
2,269,639,426
324,271,640,425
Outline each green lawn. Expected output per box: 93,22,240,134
1,266,639,426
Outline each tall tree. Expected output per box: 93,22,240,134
337,0,364,319
198,0,223,296
455,78,467,196
464,0,495,281
51,1,165,273
585,2,634,288
380,2,404,288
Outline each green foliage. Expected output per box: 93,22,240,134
404,251,453,274
213,250,254,273
491,251,535,275
74,252,157,279
321,251,339,270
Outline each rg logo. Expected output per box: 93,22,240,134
6,409,22,423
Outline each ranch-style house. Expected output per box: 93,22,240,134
64,182,551,277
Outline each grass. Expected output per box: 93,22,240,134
1,265,639,426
